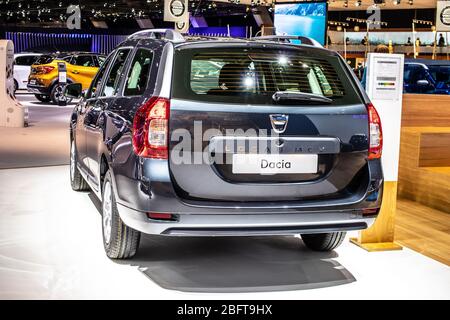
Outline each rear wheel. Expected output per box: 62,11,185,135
102,170,140,259
13,79,18,93
35,94,51,103
301,232,346,252
50,83,73,105
70,141,89,191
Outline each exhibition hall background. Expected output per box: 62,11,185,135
0,0,448,299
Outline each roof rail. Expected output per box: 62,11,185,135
253,35,323,48
127,29,185,42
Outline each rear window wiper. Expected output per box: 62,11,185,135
272,91,333,105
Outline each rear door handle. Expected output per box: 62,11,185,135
72,70,79,74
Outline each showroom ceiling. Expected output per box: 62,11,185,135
0,0,243,24
211,0,437,10
0,0,439,27
327,0,437,10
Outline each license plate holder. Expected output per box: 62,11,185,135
232,154,318,174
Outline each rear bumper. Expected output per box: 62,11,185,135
117,203,376,236
111,156,383,236
27,83,51,95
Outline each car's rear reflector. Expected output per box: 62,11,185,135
147,212,177,221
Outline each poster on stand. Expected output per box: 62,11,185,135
366,54,404,101
365,53,404,181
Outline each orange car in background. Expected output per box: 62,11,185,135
27,52,105,104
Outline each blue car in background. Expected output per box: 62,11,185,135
360,59,450,95
404,59,450,95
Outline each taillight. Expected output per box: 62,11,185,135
132,97,169,159
34,66,54,74
367,102,382,160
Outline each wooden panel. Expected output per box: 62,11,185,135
395,198,450,266
419,133,450,167
398,166,450,214
399,128,421,170
350,181,402,251
398,127,450,213
402,94,450,127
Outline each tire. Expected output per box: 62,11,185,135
70,140,90,191
50,83,73,105
35,94,51,103
14,80,18,93
301,232,346,252
102,170,140,259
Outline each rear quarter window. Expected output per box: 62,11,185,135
172,46,362,106
14,55,39,66
72,55,95,67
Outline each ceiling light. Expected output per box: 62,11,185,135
355,0,362,7
344,0,348,8
408,0,413,5
393,0,401,5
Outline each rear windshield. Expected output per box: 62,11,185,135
34,55,55,65
172,47,362,105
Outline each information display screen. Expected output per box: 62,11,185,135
274,2,327,45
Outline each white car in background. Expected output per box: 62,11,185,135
13,53,42,91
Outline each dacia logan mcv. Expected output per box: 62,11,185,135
67,30,383,259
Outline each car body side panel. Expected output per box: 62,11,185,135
14,65,32,89
68,64,99,90
101,40,165,205
74,99,90,175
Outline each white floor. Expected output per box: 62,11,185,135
0,93,74,169
0,165,449,299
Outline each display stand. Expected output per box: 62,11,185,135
57,61,67,106
0,40,27,127
350,53,404,252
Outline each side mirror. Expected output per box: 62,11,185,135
64,83,82,99
417,79,429,87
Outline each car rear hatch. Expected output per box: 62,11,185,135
168,43,369,202
30,55,56,74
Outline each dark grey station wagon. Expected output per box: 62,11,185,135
67,30,383,259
